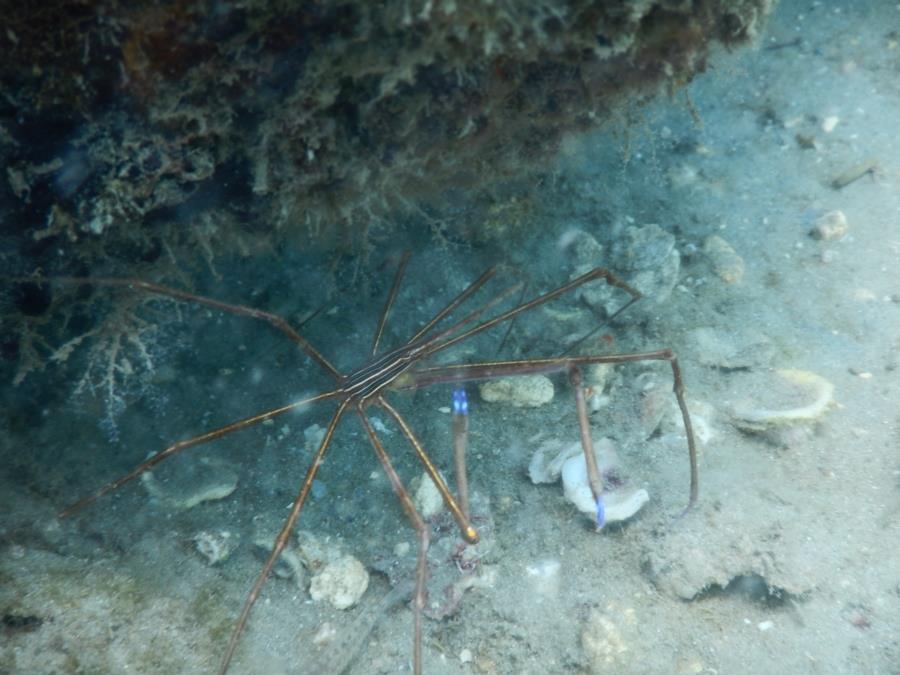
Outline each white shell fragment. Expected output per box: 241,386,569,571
140,456,238,510
730,369,835,431
193,530,238,565
529,437,649,525
479,374,554,407
561,453,649,523
529,437,617,485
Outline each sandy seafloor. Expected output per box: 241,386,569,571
2,1,900,673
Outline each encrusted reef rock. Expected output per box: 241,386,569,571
3,0,773,269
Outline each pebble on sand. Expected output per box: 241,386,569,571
809,209,848,240
703,235,745,284
479,374,554,407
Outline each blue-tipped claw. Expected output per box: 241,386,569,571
595,495,606,530
452,387,469,415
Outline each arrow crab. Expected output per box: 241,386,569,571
48,252,698,674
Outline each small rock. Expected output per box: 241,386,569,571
565,229,605,270
613,224,680,306
309,554,369,610
613,224,675,272
627,248,680,304
703,235,744,284
412,471,445,519
479,374,554,408
809,209,848,240
193,530,238,565
581,605,636,673
687,326,774,369
569,225,680,313
644,521,815,601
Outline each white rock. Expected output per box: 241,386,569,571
412,472,445,519
809,210,848,240
479,374,554,408
309,554,369,610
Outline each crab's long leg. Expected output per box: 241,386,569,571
58,390,340,518
405,265,500,345
569,365,604,526
377,396,478,544
371,251,411,357
451,388,471,520
401,350,699,512
218,397,351,675
420,267,641,360
356,407,430,675
39,276,343,381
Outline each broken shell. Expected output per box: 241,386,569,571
730,369,835,431
253,532,307,588
530,438,646,523
528,437,618,485
561,453,649,524
141,456,238,510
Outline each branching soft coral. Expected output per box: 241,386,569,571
23,291,166,441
